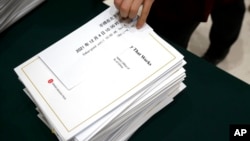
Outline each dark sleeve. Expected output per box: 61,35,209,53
150,0,215,22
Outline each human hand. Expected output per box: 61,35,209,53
114,0,154,29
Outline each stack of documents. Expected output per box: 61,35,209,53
0,0,44,33
14,6,187,141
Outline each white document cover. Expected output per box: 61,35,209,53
14,6,184,141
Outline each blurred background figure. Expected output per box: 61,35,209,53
146,0,246,65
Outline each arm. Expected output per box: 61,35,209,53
114,0,155,29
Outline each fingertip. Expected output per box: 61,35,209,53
136,16,146,29
136,22,143,29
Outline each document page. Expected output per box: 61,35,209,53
39,6,153,89
15,6,185,141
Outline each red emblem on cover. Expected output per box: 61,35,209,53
48,79,53,84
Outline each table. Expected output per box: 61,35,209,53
0,0,250,140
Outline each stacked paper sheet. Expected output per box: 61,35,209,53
0,0,44,33
14,6,187,141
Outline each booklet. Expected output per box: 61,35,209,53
14,6,186,141
0,0,45,33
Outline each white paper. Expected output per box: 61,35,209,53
14,6,186,141
38,6,168,90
